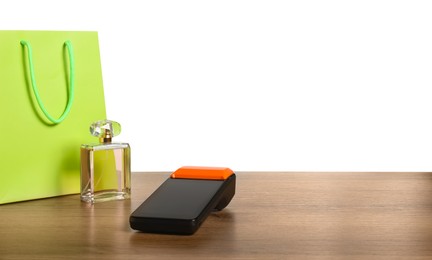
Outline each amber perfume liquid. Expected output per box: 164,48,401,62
80,143,131,203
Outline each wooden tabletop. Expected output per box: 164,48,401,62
1,172,432,259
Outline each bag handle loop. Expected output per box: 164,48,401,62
20,40,75,124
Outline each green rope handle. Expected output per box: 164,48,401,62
20,40,75,124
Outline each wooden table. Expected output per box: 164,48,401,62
1,172,432,259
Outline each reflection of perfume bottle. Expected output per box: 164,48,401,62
80,120,131,203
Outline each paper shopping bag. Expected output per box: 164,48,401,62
0,31,107,204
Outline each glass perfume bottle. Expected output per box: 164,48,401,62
80,120,131,203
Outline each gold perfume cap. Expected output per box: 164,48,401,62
90,120,121,144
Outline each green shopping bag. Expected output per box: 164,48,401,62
0,31,107,204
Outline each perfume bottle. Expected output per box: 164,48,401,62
80,120,131,203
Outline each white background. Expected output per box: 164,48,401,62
2,0,432,172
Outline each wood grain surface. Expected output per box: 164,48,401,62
1,172,432,259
